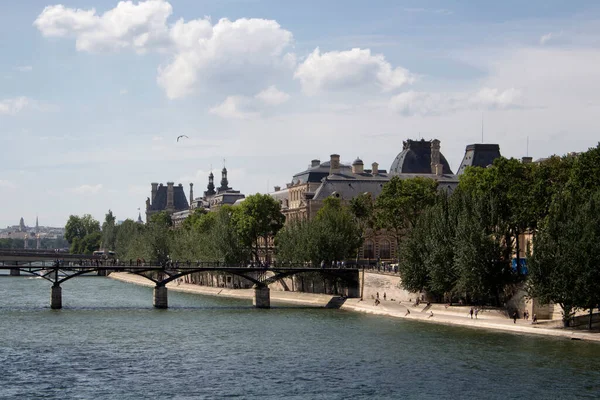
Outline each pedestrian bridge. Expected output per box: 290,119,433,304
0,251,361,309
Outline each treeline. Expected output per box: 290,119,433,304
400,144,600,326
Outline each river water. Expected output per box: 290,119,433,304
0,276,599,399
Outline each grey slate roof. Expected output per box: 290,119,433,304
292,161,387,185
311,172,390,201
456,144,501,175
390,139,453,175
150,184,189,211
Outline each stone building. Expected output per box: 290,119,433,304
270,138,463,263
170,167,246,226
145,182,189,222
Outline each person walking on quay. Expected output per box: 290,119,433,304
469,307,474,319
383,292,387,301
474,309,479,319
428,311,434,318
512,311,518,324
376,292,379,300
404,309,411,317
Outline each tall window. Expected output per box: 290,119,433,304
379,240,391,259
363,240,375,259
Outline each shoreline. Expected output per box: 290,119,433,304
109,272,600,343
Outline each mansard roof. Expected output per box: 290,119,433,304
390,139,453,175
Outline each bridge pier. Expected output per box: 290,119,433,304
153,285,168,309
51,285,62,309
253,285,270,309
9,268,20,276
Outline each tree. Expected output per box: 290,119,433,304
145,212,173,265
375,176,438,261
350,192,376,262
234,194,285,262
528,190,600,327
101,210,117,251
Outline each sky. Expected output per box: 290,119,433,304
2,0,600,228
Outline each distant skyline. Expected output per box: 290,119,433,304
2,0,600,227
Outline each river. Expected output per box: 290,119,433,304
0,276,599,399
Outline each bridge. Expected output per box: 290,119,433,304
0,250,361,310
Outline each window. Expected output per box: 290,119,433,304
363,240,375,259
379,240,391,259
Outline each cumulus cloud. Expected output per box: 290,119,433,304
254,85,290,105
389,88,523,116
209,96,260,119
294,47,414,95
71,184,103,194
33,1,172,53
210,86,289,119
0,97,29,115
157,17,294,99
14,66,33,72
34,1,295,99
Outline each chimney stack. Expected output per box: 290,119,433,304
430,139,441,174
311,159,320,167
435,164,443,176
151,182,158,204
189,183,194,203
372,162,379,176
166,182,174,210
274,186,281,192
352,158,364,174
329,154,341,175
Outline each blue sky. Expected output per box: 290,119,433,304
2,0,600,228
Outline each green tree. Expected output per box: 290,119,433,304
528,190,600,327
101,210,117,251
145,212,173,264
234,194,285,262
375,176,438,261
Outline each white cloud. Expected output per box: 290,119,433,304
255,85,290,105
294,47,414,95
14,65,33,72
34,1,295,99
389,88,522,116
0,97,29,115
71,184,103,194
540,32,553,45
33,1,172,53
209,95,260,119
119,89,128,95
210,85,289,119
157,17,294,99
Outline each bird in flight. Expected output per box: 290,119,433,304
177,135,189,142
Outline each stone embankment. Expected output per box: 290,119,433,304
110,271,600,342
109,272,338,307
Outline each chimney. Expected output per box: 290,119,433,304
329,154,340,175
372,162,379,176
166,182,174,210
352,158,364,174
435,163,443,176
521,157,533,164
430,139,441,174
151,182,158,204
274,186,281,192
189,183,194,202
311,159,320,167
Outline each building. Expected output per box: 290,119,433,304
145,182,189,222
456,143,502,175
270,138,464,263
170,167,246,226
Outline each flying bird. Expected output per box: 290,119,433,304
177,135,189,142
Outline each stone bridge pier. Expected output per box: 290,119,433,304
51,284,62,309
253,284,270,309
153,285,168,309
